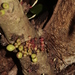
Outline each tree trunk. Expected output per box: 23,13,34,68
44,0,75,71
0,0,54,75
0,0,38,44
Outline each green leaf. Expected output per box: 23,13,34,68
27,12,33,18
30,4,43,15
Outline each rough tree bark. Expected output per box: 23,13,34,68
0,0,75,75
44,0,75,71
0,0,54,75
0,0,38,43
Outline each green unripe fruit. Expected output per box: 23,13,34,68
17,42,21,46
24,54,27,57
32,57,37,63
2,3,9,9
31,54,36,59
18,45,23,51
14,43,18,48
37,49,40,53
16,39,21,44
28,49,32,55
16,39,21,43
6,44,15,51
16,52,22,59
0,10,5,16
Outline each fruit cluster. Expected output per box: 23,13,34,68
6,36,45,63
0,3,9,16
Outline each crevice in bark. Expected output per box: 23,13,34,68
68,15,75,36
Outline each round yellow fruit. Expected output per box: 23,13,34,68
6,44,15,51
2,3,9,9
14,43,18,48
16,52,22,59
18,45,23,51
0,10,5,16
32,57,37,63
31,54,36,59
